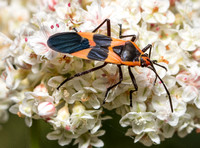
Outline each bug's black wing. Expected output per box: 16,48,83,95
85,34,112,61
93,34,112,46
47,32,115,61
87,46,109,61
47,32,90,54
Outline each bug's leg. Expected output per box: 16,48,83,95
142,44,152,58
57,62,107,90
92,19,111,37
128,66,138,107
118,24,136,42
153,76,158,86
73,27,78,32
103,65,123,104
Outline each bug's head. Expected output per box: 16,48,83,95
140,53,151,67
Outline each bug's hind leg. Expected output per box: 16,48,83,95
92,19,111,37
118,24,136,42
128,66,138,107
103,65,123,104
57,62,107,90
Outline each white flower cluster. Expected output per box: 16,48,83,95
0,0,200,147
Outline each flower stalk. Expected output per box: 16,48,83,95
30,120,40,148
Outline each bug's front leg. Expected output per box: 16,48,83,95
142,44,152,58
128,66,138,107
118,24,136,42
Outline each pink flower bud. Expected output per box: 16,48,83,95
34,84,48,93
38,102,56,118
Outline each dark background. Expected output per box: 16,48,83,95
1,112,200,148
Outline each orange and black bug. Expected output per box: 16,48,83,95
47,19,173,112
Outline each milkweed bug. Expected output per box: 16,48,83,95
47,19,173,112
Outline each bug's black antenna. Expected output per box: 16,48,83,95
152,60,167,71
148,60,173,112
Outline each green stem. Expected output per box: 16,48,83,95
30,120,40,148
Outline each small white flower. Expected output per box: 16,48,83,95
176,107,199,138
0,80,10,124
179,23,200,51
48,104,71,130
120,112,156,135
55,0,82,22
28,12,69,60
71,87,100,109
73,130,105,148
141,0,175,24
43,0,58,11
78,0,122,33
182,86,198,103
137,22,158,48
0,1,30,35
152,94,186,126
160,122,175,138
125,125,160,146
176,65,200,88
3,58,22,90
47,129,75,146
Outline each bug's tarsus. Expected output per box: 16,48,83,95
148,61,173,112
73,28,78,32
12,64,17,70
92,19,111,37
153,76,158,86
57,62,107,90
142,44,152,58
128,66,138,107
118,24,136,42
103,65,123,104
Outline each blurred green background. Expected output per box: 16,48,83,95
1,112,200,148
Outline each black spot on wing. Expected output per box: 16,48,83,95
93,34,112,46
87,46,108,61
87,34,111,61
47,32,90,54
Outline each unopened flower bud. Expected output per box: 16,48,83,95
57,105,70,121
38,102,56,118
72,102,85,114
34,84,48,93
